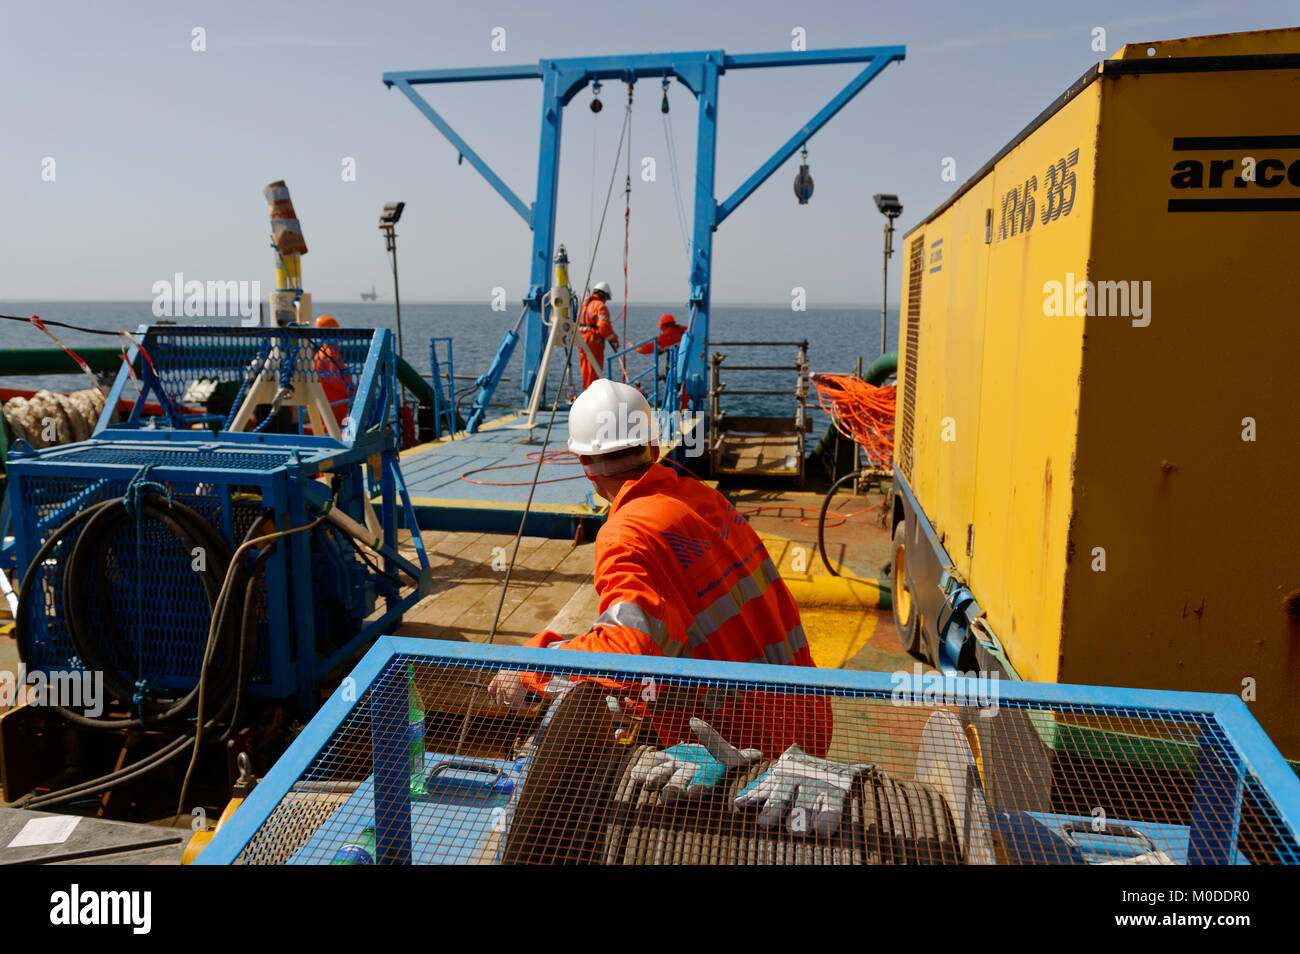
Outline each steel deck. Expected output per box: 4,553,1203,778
397,411,704,537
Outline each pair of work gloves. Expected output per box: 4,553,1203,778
629,716,872,837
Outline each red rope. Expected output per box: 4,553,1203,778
620,174,630,383
28,315,105,396
460,450,585,486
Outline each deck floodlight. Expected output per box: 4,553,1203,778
379,202,406,358
874,193,902,218
874,194,902,357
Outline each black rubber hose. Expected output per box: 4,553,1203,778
15,614,257,812
64,495,239,723
15,494,256,731
16,735,197,810
818,469,863,578
221,545,272,742
11,501,280,810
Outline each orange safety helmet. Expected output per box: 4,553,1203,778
658,313,676,329
315,314,339,328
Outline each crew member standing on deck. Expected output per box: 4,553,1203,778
576,281,619,391
312,314,352,426
488,380,831,762
634,313,686,355
636,313,687,395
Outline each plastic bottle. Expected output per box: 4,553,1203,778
408,663,427,797
331,826,376,865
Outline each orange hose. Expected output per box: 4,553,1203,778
811,374,895,468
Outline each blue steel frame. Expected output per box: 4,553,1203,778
7,327,434,713
383,46,905,431
196,636,1300,865
605,335,660,410
428,336,457,438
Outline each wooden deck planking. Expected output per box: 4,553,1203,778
716,432,802,475
392,531,596,644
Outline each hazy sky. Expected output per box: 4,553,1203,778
0,0,1290,305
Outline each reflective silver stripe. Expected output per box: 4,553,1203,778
753,642,794,665
595,601,679,657
749,629,802,666
686,558,782,651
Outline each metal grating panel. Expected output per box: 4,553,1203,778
199,640,1300,866
39,445,294,473
897,235,924,481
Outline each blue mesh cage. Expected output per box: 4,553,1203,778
198,639,1300,866
6,326,419,710
127,326,387,433
13,472,282,694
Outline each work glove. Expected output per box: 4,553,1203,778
629,717,761,803
734,745,874,837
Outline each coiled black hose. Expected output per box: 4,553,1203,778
15,494,266,731
13,493,273,810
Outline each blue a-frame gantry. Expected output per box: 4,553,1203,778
383,45,905,430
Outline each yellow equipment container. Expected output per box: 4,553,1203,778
891,28,1300,756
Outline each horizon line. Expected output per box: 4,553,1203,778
0,298,896,310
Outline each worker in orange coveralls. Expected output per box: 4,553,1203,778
489,382,854,833
634,313,686,356
576,281,619,391
635,313,688,400
311,314,352,426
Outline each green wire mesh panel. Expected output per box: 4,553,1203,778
201,641,1300,866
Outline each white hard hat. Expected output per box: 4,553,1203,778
568,379,656,456
592,281,612,297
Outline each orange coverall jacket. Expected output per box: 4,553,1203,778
312,343,352,425
524,462,832,757
634,324,685,355
577,295,618,390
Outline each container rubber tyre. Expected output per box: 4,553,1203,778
891,520,925,660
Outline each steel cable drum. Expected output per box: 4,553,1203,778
915,710,996,864
500,679,973,865
500,683,638,864
595,746,966,864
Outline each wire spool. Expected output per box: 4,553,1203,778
598,747,969,864
603,754,878,865
499,691,984,864
500,683,637,864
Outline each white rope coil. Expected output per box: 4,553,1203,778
3,388,106,448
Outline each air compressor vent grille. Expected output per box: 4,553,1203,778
897,235,925,480
200,642,1300,866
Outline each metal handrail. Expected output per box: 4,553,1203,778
708,340,811,483
710,340,808,348
605,335,662,410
